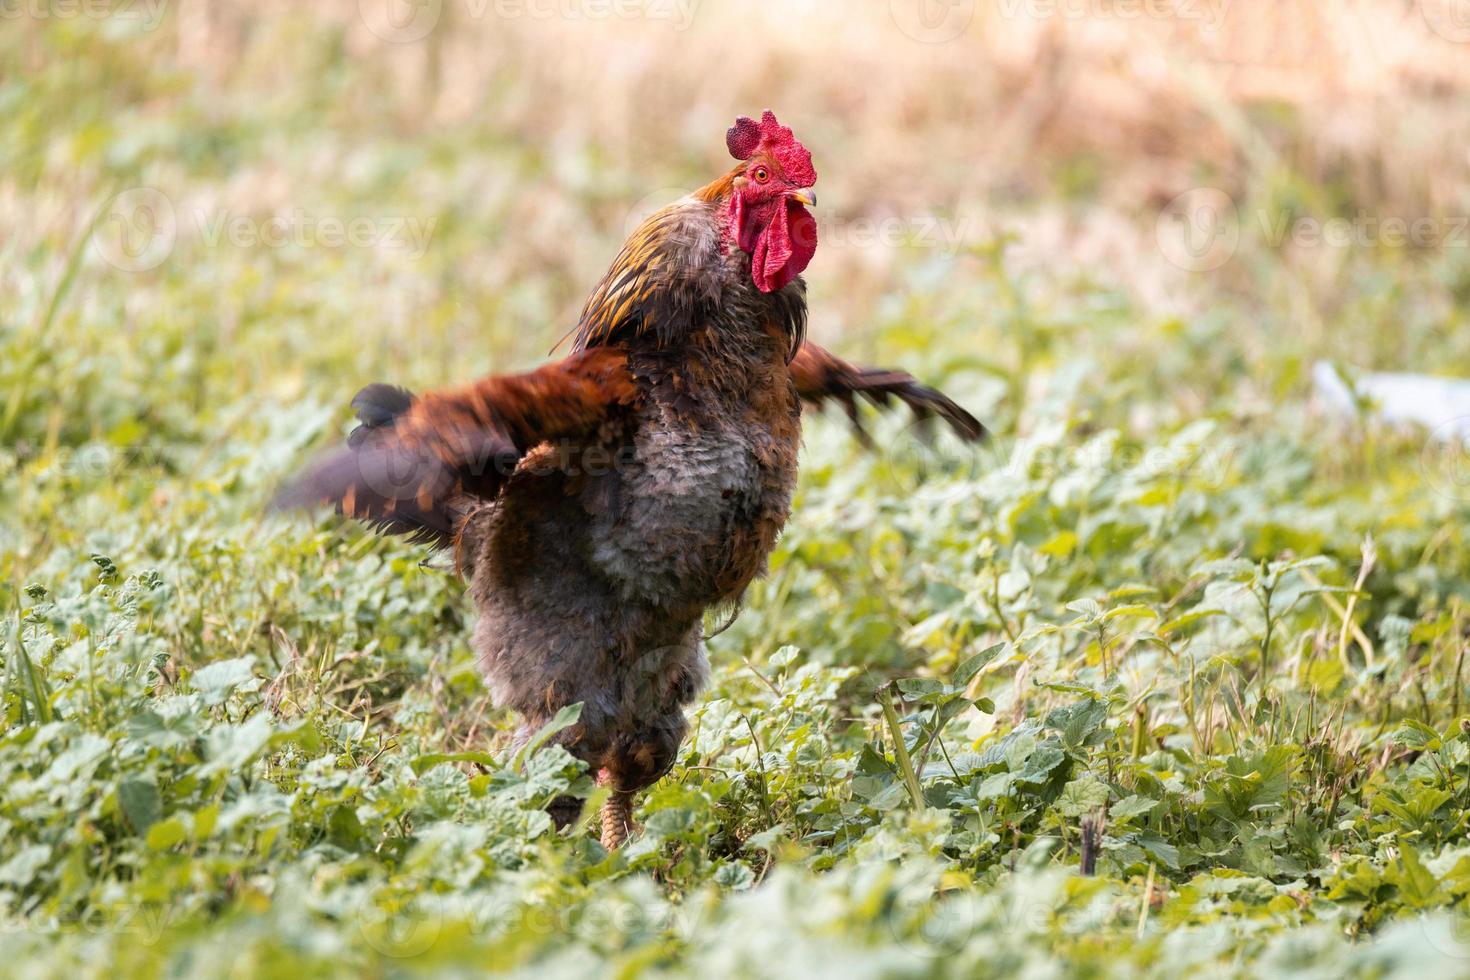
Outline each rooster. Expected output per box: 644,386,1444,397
276,111,983,848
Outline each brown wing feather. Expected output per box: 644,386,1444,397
273,346,640,548
789,342,985,445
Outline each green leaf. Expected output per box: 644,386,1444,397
714,862,756,890
1066,598,1103,620
514,702,584,769
955,643,1006,687
1135,835,1181,870
1047,698,1109,751
327,805,365,849
1016,743,1067,784
0,845,52,886
1056,778,1109,817
896,677,945,699
743,825,787,853
410,750,498,776
1038,530,1077,557
1102,604,1158,623
8,618,52,725
1391,840,1446,909
1158,608,1226,635
190,655,259,706
1110,795,1158,823
118,778,161,834
1391,719,1443,750
1195,559,1256,581
146,818,188,852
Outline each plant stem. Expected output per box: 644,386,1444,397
878,685,926,812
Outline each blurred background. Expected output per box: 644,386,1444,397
6,0,1470,455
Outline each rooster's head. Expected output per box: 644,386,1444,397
724,110,818,294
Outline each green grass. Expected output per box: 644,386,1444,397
7,13,1470,979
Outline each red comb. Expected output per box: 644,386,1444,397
726,115,763,160
726,110,817,187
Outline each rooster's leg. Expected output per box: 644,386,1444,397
600,789,636,850
597,713,689,849
597,768,636,849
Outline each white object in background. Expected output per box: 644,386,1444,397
1312,362,1470,441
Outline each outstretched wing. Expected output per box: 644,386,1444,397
789,342,985,445
273,346,639,548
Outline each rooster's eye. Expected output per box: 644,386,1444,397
754,167,770,183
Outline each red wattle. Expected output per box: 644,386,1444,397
750,202,817,293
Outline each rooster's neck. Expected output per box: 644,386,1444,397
693,165,742,207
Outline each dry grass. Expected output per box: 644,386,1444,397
5,1,1469,422
10,0,1469,350
152,0,1470,209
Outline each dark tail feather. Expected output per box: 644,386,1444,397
844,368,987,444
790,342,986,445
272,382,469,549
349,383,415,441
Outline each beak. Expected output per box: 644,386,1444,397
789,187,817,208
